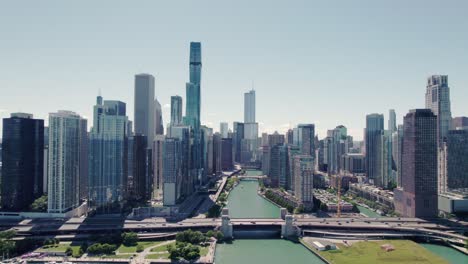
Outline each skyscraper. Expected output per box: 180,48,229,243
452,116,468,130
220,122,229,138
1,113,44,211
170,96,183,126
243,89,259,162
48,111,82,213
365,113,384,185
388,109,397,134
162,138,182,206
154,98,164,135
444,130,468,190
294,155,314,203
269,144,288,188
394,109,437,218
88,97,129,209
127,134,148,200
185,42,202,129
244,90,255,123
134,73,155,148
152,135,165,199
425,75,452,146
221,138,233,171
233,122,244,163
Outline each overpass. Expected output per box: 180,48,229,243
3,215,466,245
237,175,267,179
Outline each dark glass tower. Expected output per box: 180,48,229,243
446,130,468,189
1,113,44,211
365,113,384,185
395,109,437,217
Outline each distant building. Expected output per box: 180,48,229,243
162,138,182,206
220,122,229,138
365,113,384,185
388,109,397,134
1,113,44,211
295,124,315,158
154,98,164,135
48,111,83,213
269,144,287,188
152,135,165,199
439,130,468,193
425,75,452,146
287,145,300,192
452,116,468,130
243,90,258,162
134,73,155,148
170,96,183,126
233,122,244,163
341,153,365,174
127,134,148,201
294,155,314,203
221,138,233,171
394,109,438,217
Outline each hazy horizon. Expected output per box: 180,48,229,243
1,0,468,140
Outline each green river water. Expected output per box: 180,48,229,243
215,170,467,264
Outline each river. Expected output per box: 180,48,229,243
215,170,467,264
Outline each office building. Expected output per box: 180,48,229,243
425,75,452,146
452,116,468,130
163,138,182,206
233,122,244,163
152,135,165,199
127,134,148,201
439,130,468,193
134,73,155,147
221,138,233,171
88,97,129,209
269,144,288,188
243,89,259,162
365,113,384,185
154,98,164,135
294,155,314,203
47,111,82,213
1,113,44,211
220,122,229,138
394,109,437,217
170,96,183,126
388,109,397,134
295,124,315,158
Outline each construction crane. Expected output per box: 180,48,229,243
337,175,342,218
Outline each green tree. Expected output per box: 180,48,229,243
136,244,144,252
29,195,48,212
122,232,138,246
65,246,73,256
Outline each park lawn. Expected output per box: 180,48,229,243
200,245,209,256
309,240,448,264
146,252,170,259
117,241,163,253
150,241,176,252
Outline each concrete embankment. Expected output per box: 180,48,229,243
299,238,332,264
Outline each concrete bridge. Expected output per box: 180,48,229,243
237,175,267,179
3,211,467,245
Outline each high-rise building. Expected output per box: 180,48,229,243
243,89,259,162
163,138,182,206
154,98,164,135
127,134,148,201
233,122,244,163
392,125,404,187
377,130,394,188
425,75,452,146
452,116,468,130
394,109,437,217
296,124,315,158
1,113,44,211
294,155,314,203
388,109,397,134
88,97,129,209
287,145,300,191
365,113,384,185
152,135,165,199
269,144,288,188
221,138,233,171
170,126,192,196
220,122,229,138
170,96,183,126
440,130,468,191
48,111,82,213
134,73,155,148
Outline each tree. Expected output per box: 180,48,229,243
29,195,48,212
206,204,221,218
218,193,227,203
122,232,138,246
136,244,144,253
65,246,73,256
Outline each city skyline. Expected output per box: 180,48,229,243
2,1,468,140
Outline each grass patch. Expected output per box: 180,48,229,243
306,240,448,264
200,246,209,256
150,241,176,252
145,252,170,260
117,241,163,253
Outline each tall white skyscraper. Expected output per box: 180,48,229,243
425,75,452,147
244,89,256,123
47,111,82,213
388,109,397,134
243,89,259,161
220,122,229,138
134,74,155,148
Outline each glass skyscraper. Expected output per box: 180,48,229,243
425,75,452,147
134,73,155,148
1,113,44,211
88,96,129,210
365,113,384,185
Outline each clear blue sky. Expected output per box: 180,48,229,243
1,0,467,140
